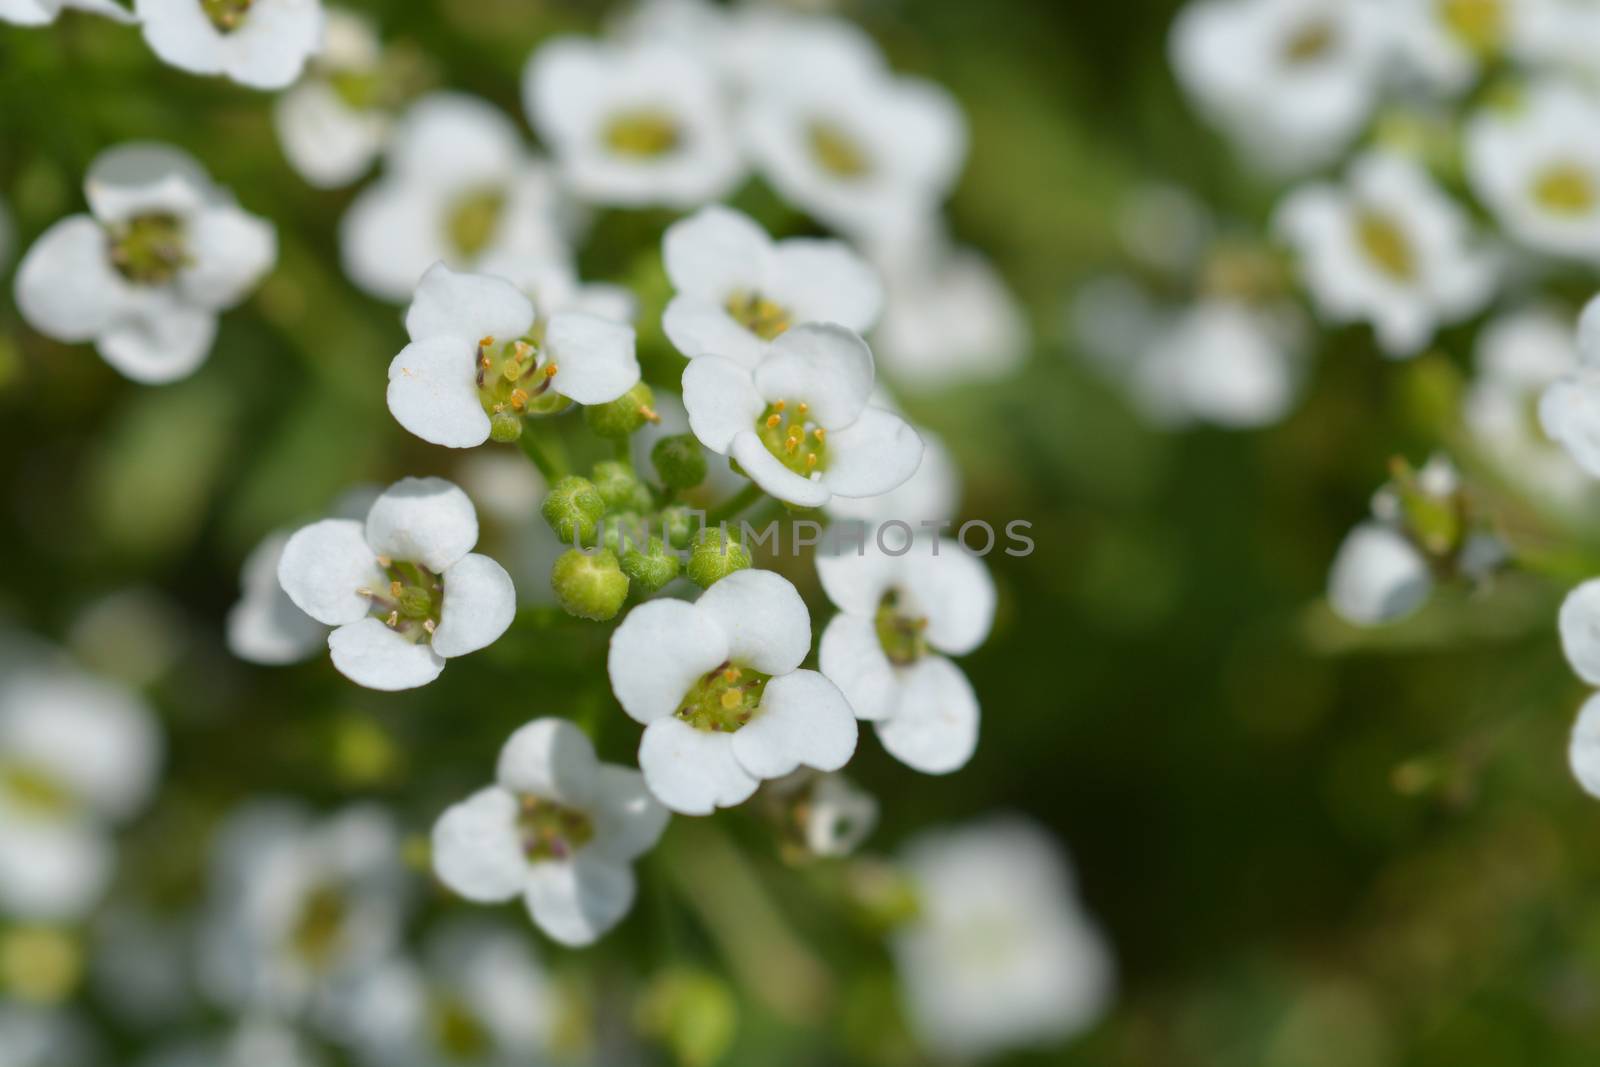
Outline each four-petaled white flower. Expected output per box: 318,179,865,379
276,476,516,690
14,143,276,383
432,718,670,946
272,8,392,188
608,569,858,815
1132,297,1305,429
817,538,994,775
137,0,324,90
524,36,744,209
662,205,882,367
0,0,130,25
1276,150,1498,358
341,92,571,302
681,323,922,508
387,263,639,448
1540,294,1600,479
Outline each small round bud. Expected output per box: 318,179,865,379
592,460,653,513
551,549,630,621
489,411,523,443
660,505,697,550
687,526,751,588
584,382,657,439
602,512,647,555
622,536,682,596
651,434,708,490
541,476,606,545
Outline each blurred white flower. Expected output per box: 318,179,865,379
817,538,994,774
136,0,323,90
0,0,130,26
1570,691,1600,799
662,205,882,367
69,587,186,687
1367,0,1512,95
1134,298,1305,429
524,36,743,209
1276,151,1498,358
386,264,638,448
0,1005,101,1067
340,92,570,303
140,1019,325,1067
681,323,922,508
1512,0,1600,78
273,8,392,188
1117,183,1216,277
432,718,669,946
1467,81,1600,264
276,476,516,690
893,816,1113,1060
1539,294,1600,479
14,143,276,383
228,529,332,665
608,569,857,815
1170,0,1388,174
1559,578,1600,685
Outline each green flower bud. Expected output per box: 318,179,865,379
592,459,653,513
660,505,698,550
584,382,657,439
687,526,751,588
489,410,523,443
651,434,708,490
551,549,630,621
541,476,605,545
602,512,646,555
622,536,681,596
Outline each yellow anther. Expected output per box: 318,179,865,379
423,619,436,634
356,587,374,598
796,402,809,415
478,351,492,370
376,556,392,568
478,335,495,349
723,667,742,683
774,400,786,412
385,610,399,628
389,580,403,598
805,453,818,470
544,363,559,377
640,404,660,423
785,435,800,453
720,689,742,711
513,340,534,363
510,388,529,411
812,427,826,442
766,413,783,429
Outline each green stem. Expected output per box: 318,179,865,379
517,429,567,483
707,482,765,525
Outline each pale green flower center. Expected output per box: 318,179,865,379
675,662,770,733
358,560,444,643
1439,0,1505,53
290,884,348,971
432,995,493,1059
603,109,682,158
446,187,506,258
516,793,595,861
1531,162,1597,216
1282,18,1337,63
1355,211,1416,281
755,400,828,477
200,0,252,34
874,591,929,667
0,763,73,817
725,290,792,341
108,214,188,286
471,333,569,443
807,120,870,179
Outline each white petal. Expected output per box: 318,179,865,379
731,669,857,779
0,0,55,25
0,821,113,922
97,300,218,384
1580,294,1600,367
607,599,730,724
430,786,528,903
662,295,768,365
83,141,211,222
276,518,383,626
695,567,810,675
663,205,772,298
1540,371,1600,479
816,542,903,617
1571,693,1600,799
822,407,923,498
340,180,452,302
817,613,898,721
387,337,491,449
896,541,996,655
365,476,479,572
682,355,764,453
731,430,831,508
227,534,326,665
1560,579,1600,686
214,0,323,90
523,854,636,947
769,238,883,332
179,204,276,309
494,718,599,806
328,617,447,690
14,216,126,342
875,655,978,774
405,263,535,344
1326,522,1432,626
544,312,640,404
433,553,516,658
638,717,759,815
273,81,387,189
752,323,875,429
587,764,670,863
388,91,521,185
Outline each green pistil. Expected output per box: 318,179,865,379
290,884,348,971
446,187,506,258
874,592,929,667
807,120,870,179
108,214,188,286
200,0,253,33
362,560,443,642
433,995,493,1059
756,401,827,477
725,290,791,341
602,109,681,158
517,794,595,861
676,662,770,733
1,764,72,817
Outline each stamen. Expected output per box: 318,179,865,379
510,388,529,411
813,427,826,442
785,435,800,453
774,400,786,412
720,690,742,711
766,413,783,429
423,619,436,634
389,580,403,598
796,402,809,416
544,363,558,378
805,453,818,469
639,404,660,423
385,610,399,628
479,336,495,349
376,556,392,568
723,667,741,683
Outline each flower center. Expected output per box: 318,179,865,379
107,213,188,286
725,290,792,341
1282,18,1337,63
756,400,827,476
432,994,493,1059
1355,211,1416,281
289,884,348,971
446,187,506,258
603,108,682,158
874,591,929,667
358,560,444,642
474,333,568,442
0,763,73,817
1439,0,1505,53
200,0,252,33
676,662,770,733
516,794,595,861
1531,162,1597,216
807,120,871,179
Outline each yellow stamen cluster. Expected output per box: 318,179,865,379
603,108,682,158
357,559,443,642
1531,162,1597,217
725,290,792,341
676,662,770,733
756,399,828,476
1440,0,1506,55
808,120,871,178
108,213,189,286
1355,211,1416,281
517,793,596,860
290,884,348,971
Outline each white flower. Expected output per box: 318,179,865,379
1130,298,1305,429
0,0,130,25
681,323,922,508
1276,151,1498,358
1512,0,1600,79
816,538,994,775
524,36,744,209
825,426,960,529
432,718,669,946
276,476,516,690
136,0,323,90
386,264,639,448
1367,0,1514,95
1561,578,1600,687
769,770,879,858
742,38,965,239
1170,0,1388,174
272,8,392,188
1468,81,1600,264
1570,692,1600,799
893,816,1114,1060
340,92,570,303
0,1006,101,1067
607,569,857,815
719,5,885,95
228,530,331,665
1326,521,1434,626
1540,294,1600,478
0,660,162,922
662,205,882,367
14,143,276,383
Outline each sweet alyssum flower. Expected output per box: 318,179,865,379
608,569,858,816
136,0,324,90
1127,297,1305,429
817,538,994,775
340,92,570,303
387,264,639,448
272,7,396,188
0,0,130,25
1275,150,1498,358
1540,294,1600,479
524,36,744,209
276,476,516,690
892,816,1114,1060
681,323,922,508
432,718,670,946
14,143,276,384
1557,580,1600,799
661,204,883,367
